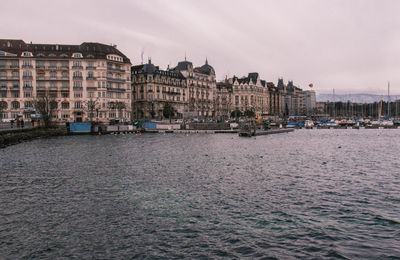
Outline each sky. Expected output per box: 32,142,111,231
2,0,400,94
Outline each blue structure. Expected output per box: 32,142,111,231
70,122,91,133
142,121,157,129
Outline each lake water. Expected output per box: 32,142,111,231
1,129,400,259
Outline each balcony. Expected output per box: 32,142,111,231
87,86,97,90
61,85,70,90
86,66,96,70
107,87,126,92
10,65,19,69
107,67,125,73
36,76,69,81
23,75,33,79
21,65,33,69
61,65,69,70
86,76,96,80
23,85,33,89
0,76,19,81
73,76,83,80
36,65,45,69
72,65,83,69
36,86,45,90
11,85,20,90
73,86,83,90
107,77,125,83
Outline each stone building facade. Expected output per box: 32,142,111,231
218,73,281,117
131,60,187,120
172,59,216,118
0,39,131,123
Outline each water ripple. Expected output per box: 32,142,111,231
1,129,400,258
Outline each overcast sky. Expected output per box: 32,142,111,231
2,0,400,94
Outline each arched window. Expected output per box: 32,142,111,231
50,101,58,110
11,101,20,109
0,101,7,109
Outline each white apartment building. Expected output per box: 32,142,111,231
0,39,131,124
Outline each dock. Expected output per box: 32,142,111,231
239,128,294,137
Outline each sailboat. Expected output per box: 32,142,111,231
374,83,394,127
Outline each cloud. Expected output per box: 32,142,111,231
2,0,400,94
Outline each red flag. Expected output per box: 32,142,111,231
309,83,313,88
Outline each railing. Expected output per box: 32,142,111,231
73,76,83,80
72,65,83,69
36,76,69,81
106,87,126,92
86,76,96,80
106,77,125,83
86,66,96,70
0,76,20,81
9,65,19,69
21,65,33,68
107,67,125,73
22,76,33,79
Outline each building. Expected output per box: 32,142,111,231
0,39,131,123
302,90,316,116
131,60,187,120
277,79,304,117
229,73,269,116
215,80,233,120
172,59,216,118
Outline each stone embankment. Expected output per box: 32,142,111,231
0,127,68,148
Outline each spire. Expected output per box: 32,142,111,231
205,57,208,65
184,52,186,61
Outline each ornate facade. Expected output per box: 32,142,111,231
131,60,187,120
172,59,216,118
0,39,131,123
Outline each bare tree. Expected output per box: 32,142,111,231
0,101,7,120
85,98,99,123
108,101,126,122
33,91,57,128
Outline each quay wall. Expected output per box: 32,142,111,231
0,127,68,148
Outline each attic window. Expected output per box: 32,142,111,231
37,53,45,57
60,53,68,57
49,53,56,57
0,51,5,56
22,52,33,57
72,53,83,58
87,54,94,58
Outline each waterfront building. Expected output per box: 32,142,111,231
171,59,216,118
215,80,233,120
230,73,268,116
131,60,187,120
303,90,316,116
0,39,131,123
277,78,304,117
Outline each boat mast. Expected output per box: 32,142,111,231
388,81,390,118
379,95,383,119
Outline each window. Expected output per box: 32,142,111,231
62,114,70,119
88,92,94,98
74,92,82,98
73,81,82,88
74,101,82,109
24,92,32,98
24,101,33,108
22,52,33,57
50,71,57,78
11,101,20,109
61,102,70,109
62,92,69,98
72,53,83,58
